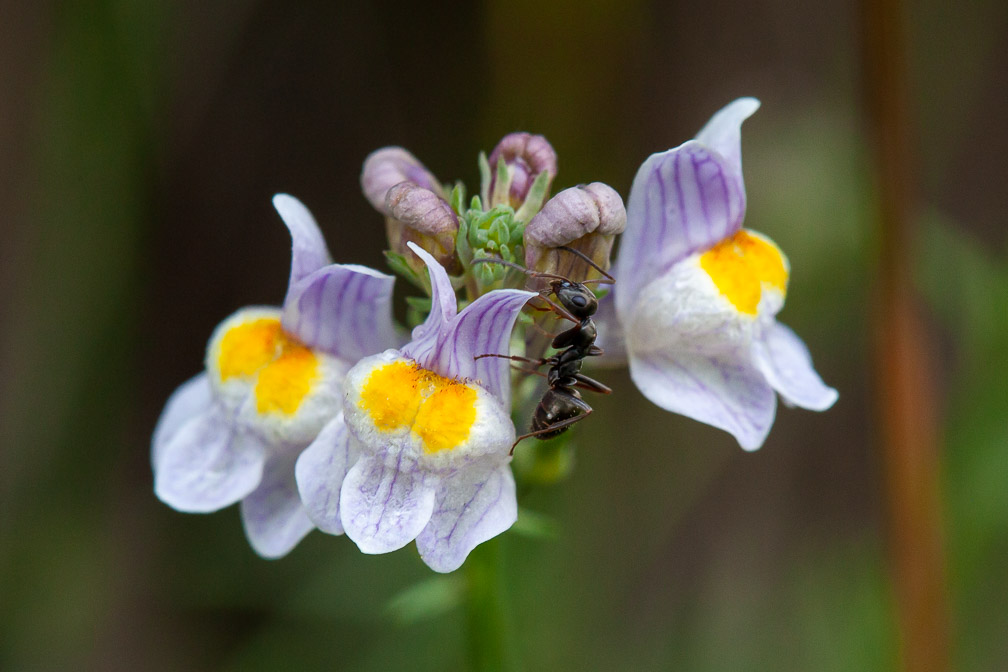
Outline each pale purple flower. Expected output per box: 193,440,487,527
296,243,535,572
607,98,837,450
152,195,399,557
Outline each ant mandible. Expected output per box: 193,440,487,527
472,246,613,453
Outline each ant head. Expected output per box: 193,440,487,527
552,279,597,318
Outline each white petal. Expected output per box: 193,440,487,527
295,414,355,535
241,451,314,559
273,194,333,287
152,373,212,467
629,350,776,451
340,452,437,554
154,405,267,512
694,97,760,177
416,463,516,573
752,322,838,411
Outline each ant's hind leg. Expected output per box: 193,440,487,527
511,408,593,454
573,373,612,394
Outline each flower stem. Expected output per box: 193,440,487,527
463,537,517,672
862,0,951,668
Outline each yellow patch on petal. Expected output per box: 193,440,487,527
699,230,789,314
359,360,427,430
255,344,319,415
413,383,478,454
218,318,283,380
358,360,478,454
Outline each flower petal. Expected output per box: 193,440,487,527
340,452,437,554
752,322,838,411
360,147,443,214
402,243,534,405
154,405,267,512
616,142,746,322
282,263,400,360
694,97,760,180
240,450,314,559
273,194,333,288
401,242,458,359
416,463,516,573
629,350,776,451
295,414,355,535
591,290,627,364
152,373,212,467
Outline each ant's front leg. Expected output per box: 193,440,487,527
474,353,547,368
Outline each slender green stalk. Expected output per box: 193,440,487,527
463,537,517,672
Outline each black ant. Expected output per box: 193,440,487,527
472,246,612,453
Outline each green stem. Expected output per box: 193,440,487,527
463,537,516,672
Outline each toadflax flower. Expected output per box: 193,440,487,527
152,194,399,557
609,98,837,450
296,243,535,572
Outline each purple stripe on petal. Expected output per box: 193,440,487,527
616,141,746,323
282,263,398,361
628,349,776,451
416,463,516,573
339,452,437,554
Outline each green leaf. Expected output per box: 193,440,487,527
383,576,464,626
384,250,427,291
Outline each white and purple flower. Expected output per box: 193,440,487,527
609,98,837,450
152,195,400,557
296,243,535,572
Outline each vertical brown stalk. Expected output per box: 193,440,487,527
861,0,950,670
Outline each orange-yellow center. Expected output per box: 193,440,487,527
358,360,478,454
217,317,319,415
699,230,789,315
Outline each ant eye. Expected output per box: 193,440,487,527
572,295,587,308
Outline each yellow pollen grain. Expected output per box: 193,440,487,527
254,344,319,415
413,382,478,454
699,230,789,314
218,318,283,380
358,360,478,453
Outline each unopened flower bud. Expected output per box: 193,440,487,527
524,182,626,281
361,147,444,257
486,133,558,214
386,182,462,275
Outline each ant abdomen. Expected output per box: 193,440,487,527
531,388,585,440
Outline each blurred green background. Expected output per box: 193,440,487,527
1,0,1006,670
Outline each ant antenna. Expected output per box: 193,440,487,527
555,246,614,283
470,257,571,283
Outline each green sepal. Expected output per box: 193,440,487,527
449,181,466,216
477,151,491,206
514,169,551,223
384,250,428,291
490,155,510,207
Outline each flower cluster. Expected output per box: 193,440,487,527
153,99,836,570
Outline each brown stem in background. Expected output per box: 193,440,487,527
861,0,950,670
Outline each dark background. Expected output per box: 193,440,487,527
1,0,1006,670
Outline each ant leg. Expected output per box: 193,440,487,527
572,373,612,395
510,399,593,453
474,353,546,367
534,292,579,324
